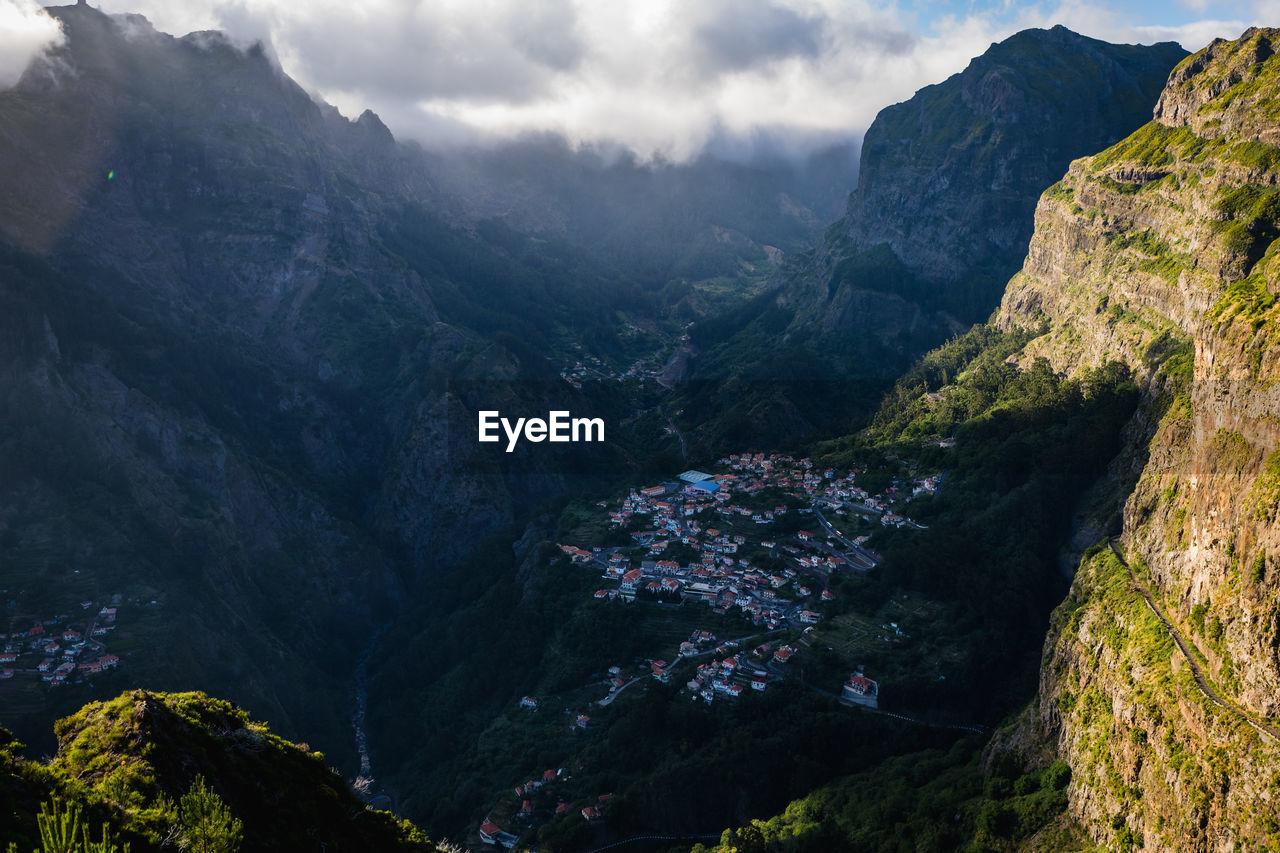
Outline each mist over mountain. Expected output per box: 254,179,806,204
677,27,1187,455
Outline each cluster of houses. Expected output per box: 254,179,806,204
719,453,935,530
572,539,823,630
562,457,912,629
681,638,792,704
555,454,923,682
0,603,122,687
559,332,692,390
476,764,615,848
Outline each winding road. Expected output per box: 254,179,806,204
1109,541,1280,744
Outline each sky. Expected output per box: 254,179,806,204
1,0,1277,161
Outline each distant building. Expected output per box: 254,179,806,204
842,673,879,709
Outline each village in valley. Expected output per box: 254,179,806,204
470,453,940,849
565,452,932,629
0,596,126,689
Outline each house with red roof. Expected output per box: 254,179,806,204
842,673,879,708
479,820,504,844
619,569,645,592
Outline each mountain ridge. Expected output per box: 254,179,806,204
677,26,1186,453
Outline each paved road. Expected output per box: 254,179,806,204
596,633,769,706
1109,541,1280,744
596,674,648,707
799,678,986,734
811,506,878,569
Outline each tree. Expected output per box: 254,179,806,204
177,778,242,853
21,799,130,853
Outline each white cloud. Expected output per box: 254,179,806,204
62,1,1273,159
0,0,64,89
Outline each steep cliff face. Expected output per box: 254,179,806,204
791,26,1186,333
996,28,1280,851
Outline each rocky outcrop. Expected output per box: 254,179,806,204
792,26,1186,333
995,27,1280,851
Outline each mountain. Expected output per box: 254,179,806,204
981,27,1280,850
0,2,682,768
678,27,1186,453
6,6,1263,852
830,26,1187,323
678,26,1280,853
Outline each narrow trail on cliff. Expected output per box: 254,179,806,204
1109,541,1280,744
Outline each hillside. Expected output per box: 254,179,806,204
988,27,1280,850
681,26,1280,853
0,2,688,767
701,24,1280,853
0,690,435,852
678,27,1186,453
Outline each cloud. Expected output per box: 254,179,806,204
688,0,827,79
0,0,64,89
55,0,1277,160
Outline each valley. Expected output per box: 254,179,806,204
4,5,1280,853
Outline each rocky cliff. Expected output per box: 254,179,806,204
679,28,1185,453
994,27,1280,851
786,26,1186,338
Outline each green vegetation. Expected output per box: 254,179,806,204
176,778,242,853
1250,450,1280,522
1043,181,1075,203
677,324,1140,852
1091,122,1184,169
691,743,1078,853
363,319,1142,849
6,800,131,853
1211,185,1280,267
1141,329,1194,394
1213,273,1277,319
0,692,433,853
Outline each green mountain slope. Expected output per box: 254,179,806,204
0,690,435,852
703,24,1280,853
990,27,1280,851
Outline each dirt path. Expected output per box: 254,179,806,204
1109,541,1280,743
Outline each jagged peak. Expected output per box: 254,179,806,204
1155,27,1280,144
356,108,395,142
